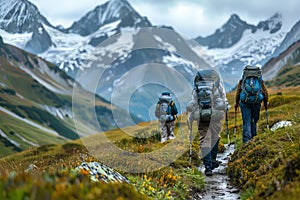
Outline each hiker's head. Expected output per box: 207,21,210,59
194,69,220,84
159,91,172,103
243,64,261,71
161,91,171,96
242,65,262,78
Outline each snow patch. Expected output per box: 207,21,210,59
206,29,287,67
0,106,62,138
0,29,32,48
270,121,293,131
19,65,68,94
14,132,38,146
38,27,43,34
154,34,176,52
41,105,72,119
94,20,121,37
0,82,7,88
0,129,20,147
163,53,196,75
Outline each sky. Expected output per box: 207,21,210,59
30,0,300,38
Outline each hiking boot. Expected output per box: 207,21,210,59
168,134,175,140
205,170,213,176
161,137,167,143
212,161,220,169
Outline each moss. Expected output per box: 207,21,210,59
0,170,147,200
227,125,300,200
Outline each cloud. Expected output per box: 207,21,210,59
132,1,230,37
30,0,300,36
133,0,300,36
31,0,108,27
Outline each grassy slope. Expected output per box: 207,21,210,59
0,110,66,156
0,115,205,199
0,48,76,156
226,86,300,200
265,64,300,87
1,84,299,200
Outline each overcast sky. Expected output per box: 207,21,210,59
30,0,300,38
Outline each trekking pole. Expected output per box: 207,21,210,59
234,109,237,149
266,109,269,130
189,129,192,163
226,107,230,146
157,119,161,141
177,115,184,140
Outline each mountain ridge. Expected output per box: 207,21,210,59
0,0,54,33
0,0,298,92
195,13,283,49
66,0,151,36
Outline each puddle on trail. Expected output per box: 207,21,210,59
194,145,240,200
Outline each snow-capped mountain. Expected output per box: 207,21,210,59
0,0,298,94
195,13,287,90
262,20,300,80
0,0,153,77
69,27,210,121
262,19,300,67
67,0,151,36
0,0,55,53
0,0,53,33
196,13,283,50
256,13,283,34
195,14,256,49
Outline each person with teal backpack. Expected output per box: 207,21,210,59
235,65,269,143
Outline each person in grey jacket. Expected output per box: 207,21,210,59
155,92,178,143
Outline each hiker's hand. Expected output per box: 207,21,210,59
264,102,270,110
225,100,230,110
234,103,239,111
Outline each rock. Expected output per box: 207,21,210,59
24,164,38,172
230,189,240,193
75,162,129,183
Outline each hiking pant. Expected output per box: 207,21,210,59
198,120,221,171
160,121,175,141
240,102,261,143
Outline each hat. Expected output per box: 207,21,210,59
161,91,171,96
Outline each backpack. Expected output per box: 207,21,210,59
240,66,264,104
193,69,219,122
155,92,178,123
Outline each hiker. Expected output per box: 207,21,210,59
192,69,228,176
155,92,178,143
235,65,269,143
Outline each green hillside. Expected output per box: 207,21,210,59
265,64,300,87
0,38,141,157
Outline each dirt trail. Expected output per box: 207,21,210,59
194,145,240,200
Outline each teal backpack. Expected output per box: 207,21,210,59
240,66,264,104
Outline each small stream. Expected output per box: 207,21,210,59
194,145,240,200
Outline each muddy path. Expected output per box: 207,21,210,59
194,145,240,200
